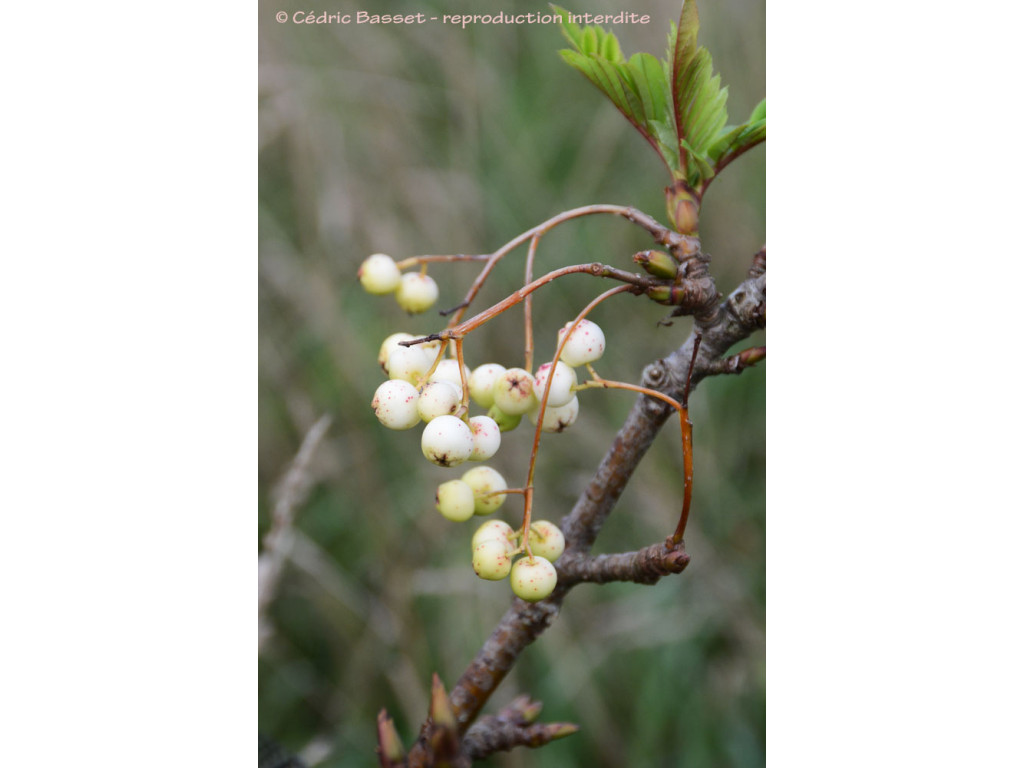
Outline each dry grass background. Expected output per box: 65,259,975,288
259,1,765,765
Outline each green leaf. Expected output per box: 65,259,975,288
559,50,648,140
749,97,766,124
555,0,763,192
628,52,671,127
707,117,765,171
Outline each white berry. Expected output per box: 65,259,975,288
435,479,476,522
378,333,416,373
528,521,565,562
371,380,421,430
532,361,577,408
417,380,462,422
472,519,515,549
510,555,558,601
472,538,514,581
557,319,606,367
430,359,471,397
491,368,537,415
468,416,501,461
387,345,432,384
395,273,439,314
529,395,579,433
358,253,402,295
461,466,508,515
468,364,507,408
421,415,474,467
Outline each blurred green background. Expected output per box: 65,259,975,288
259,1,764,765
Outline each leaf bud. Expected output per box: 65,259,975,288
633,250,678,280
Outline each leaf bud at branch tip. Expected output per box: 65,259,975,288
665,180,701,235
546,723,580,740
633,250,679,280
376,709,406,762
430,673,458,729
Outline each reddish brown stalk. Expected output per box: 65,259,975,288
399,263,650,351
416,340,448,389
523,235,539,372
669,334,702,545
523,286,635,547
394,254,492,270
453,264,647,337
454,337,470,417
443,204,688,326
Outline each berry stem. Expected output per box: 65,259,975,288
454,337,470,417
452,263,649,337
520,286,634,550
415,340,449,390
521,485,535,558
523,234,539,373
399,262,657,353
394,254,493,270
443,204,696,327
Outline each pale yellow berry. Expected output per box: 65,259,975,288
492,368,536,415
395,273,439,314
473,538,514,580
461,466,507,515
472,520,515,549
358,253,402,295
510,556,557,601
435,479,476,522
528,520,565,561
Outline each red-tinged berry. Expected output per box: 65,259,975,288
492,368,536,415
557,319,605,367
468,415,501,461
371,379,421,430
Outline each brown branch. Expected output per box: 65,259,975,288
463,719,578,759
556,541,690,587
461,694,578,759
703,346,765,376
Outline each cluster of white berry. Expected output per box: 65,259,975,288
358,253,440,314
470,518,564,601
362,252,610,602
